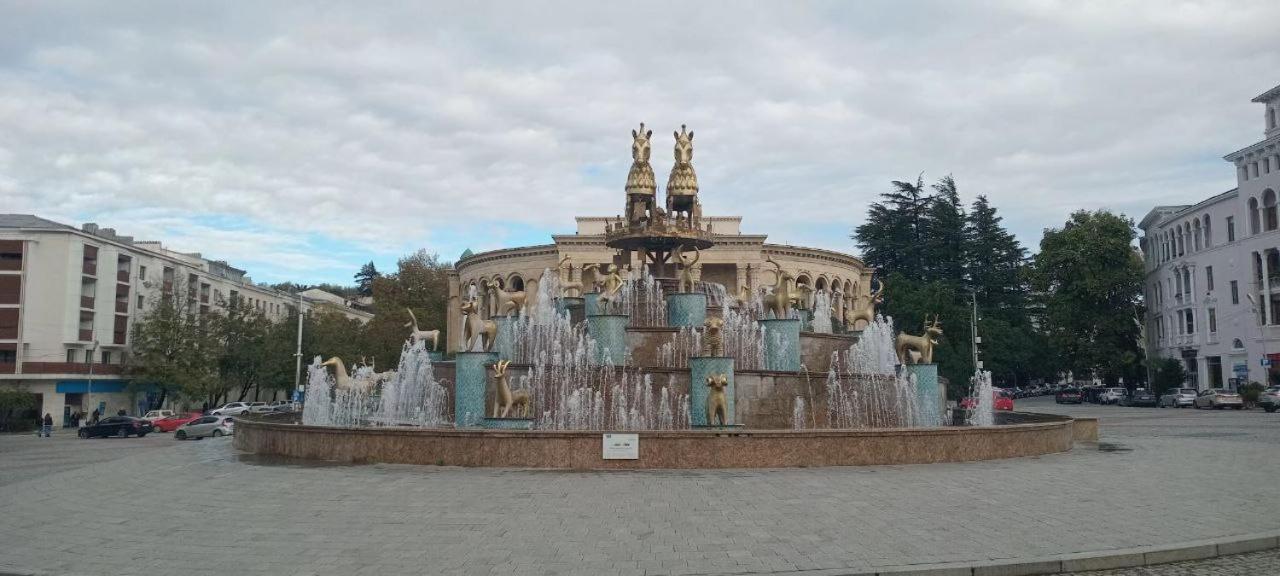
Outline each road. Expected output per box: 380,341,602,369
0,398,1275,576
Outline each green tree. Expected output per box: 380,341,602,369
126,281,220,409
0,388,39,432
1031,210,1145,385
211,298,271,403
354,261,381,297
853,175,930,275
920,175,967,285
362,250,452,366
1149,357,1188,397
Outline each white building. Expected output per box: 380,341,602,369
1139,82,1280,389
0,215,372,425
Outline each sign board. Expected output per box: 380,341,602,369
1234,364,1249,377
1262,358,1271,367
602,433,639,460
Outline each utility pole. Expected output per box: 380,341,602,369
85,339,99,420
293,291,304,397
971,292,981,372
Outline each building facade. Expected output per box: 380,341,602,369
1139,82,1280,389
0,215,372,425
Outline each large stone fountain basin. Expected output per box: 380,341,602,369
234,412,1095,470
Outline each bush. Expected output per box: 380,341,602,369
1239,381,1266,407
0,389,40,433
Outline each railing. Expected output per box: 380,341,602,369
20,362,123,375
113,330,126,345
115,301,128,314
78,329,92,341
82,261,96,276
0,259,20,272
80,296,94,309
0,363,15,374
116,270,129,283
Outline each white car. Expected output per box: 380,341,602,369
247,403,277,414
174,415,235,440
209,402,255,416
140,410,175,424
1159,388,1198,408
1101,388,1126,404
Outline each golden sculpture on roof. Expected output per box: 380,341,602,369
666,125,701,227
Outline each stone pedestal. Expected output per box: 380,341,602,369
482,417,533,430
587,314,629,366
760,318,801,372
494,316,517,361
583,292,600,317
690,356,735,427
428,351,444,362
906,363,943,426
556,296,585,325
454,351,496,427
665,293,707,328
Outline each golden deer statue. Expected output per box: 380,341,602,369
403,308,440,351
845,280,885,330
319,357,379,395
762,257,798,319
460,298,497,352
482,279,526,317
705,373,730,426
557,256,585,298
675,246,700,293
490,360,530,418
895,315,943,364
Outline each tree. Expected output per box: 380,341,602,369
126,280,220,409
966,195,1026,311
920,175,967,285
1031,210,1145,385
853,175,931,275
355,261,381,297
210,299,270,403
362,250,452,366
0,388,38,432
1149,357,1188,397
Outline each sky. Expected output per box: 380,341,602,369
2,1,1279,285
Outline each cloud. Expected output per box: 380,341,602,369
1,0,1278,283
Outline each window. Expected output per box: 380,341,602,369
1271,107,1277,129
1203,216,1212,247
1253,163,1260,178
1250,198,1260,234
66,349,76,363
1231,280,1239,305
1208,308,1217,333
1206,266,1214,291
1227,216,1235,242
136,295,143,310
139,265,147,281
101,351,112,365
0,348,14,364
1185,310,1195,334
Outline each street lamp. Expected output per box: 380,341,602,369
85,339,99,421
1247,294,1267,390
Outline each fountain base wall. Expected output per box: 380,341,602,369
234,413,1079,469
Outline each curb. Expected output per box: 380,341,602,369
773,530,1280,576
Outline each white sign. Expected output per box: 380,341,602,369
602,433,639,460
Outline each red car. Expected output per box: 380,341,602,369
960,389,1016,412
150,412,204,433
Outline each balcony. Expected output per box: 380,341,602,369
80,296,95,309
0,363,14,374
82,261,97,276
113,330,126,345
115,300,128,314
78,329,92,341
117,270,129,283
0,259,20,272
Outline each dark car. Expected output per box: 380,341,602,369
1121,389,1158,407
77,416,150,439
1055,388,1083,404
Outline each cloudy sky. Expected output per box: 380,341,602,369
2,1,1278,285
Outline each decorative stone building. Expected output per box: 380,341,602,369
447,124,874,352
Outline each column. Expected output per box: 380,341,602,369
734,264,747,296
446,271,462,354
1264,251,1272,326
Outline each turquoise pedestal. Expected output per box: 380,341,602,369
454,351,496,427
428,351,444,362
906,363,943,426
482,417,533,430
690,356,735,427
587,314,629,366
583,292,600,316
798,309,813,332
760,318,802,372
556,296,585,326
494,316,517,361
665,293,707,328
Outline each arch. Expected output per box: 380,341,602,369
1233,338,1245,350
1264,189,1278,232
814,276,828,292
507,274,525,292
843,279,854,296
1249,197,1261,234
1202,215,1212,248
1192,219,1202,251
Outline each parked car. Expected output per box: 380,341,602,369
140,410,175,426
1257,386,1280,413
1121,389,1158,407
174,416,236,440
78,416,150,438
1159,388,1198,408
1055,388,1083,404
961,390,1014,411
150,412,204,433
1193,388,1244,410
209,402,254,416
247,403,277,414
269,401,298,413
1101,388,1126,405
1082,386,1107,404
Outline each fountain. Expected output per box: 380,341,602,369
243,122,1088,469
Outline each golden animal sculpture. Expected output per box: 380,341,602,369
597,264,626,310
482,279,526,317
490,360,530,418
675,246,701,293
625,123,657,225
460,298,498,352
557,256,585,298
666,125,700,226
845,281,885,330
702,316,724,356
403,308,441,351
895,315,943,364
705,374,730,426
762,257,798,319
319,357,379,395
733,284,756,310
582,263,602,293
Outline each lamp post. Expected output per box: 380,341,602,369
1247,294,1267,391
85,339,99,421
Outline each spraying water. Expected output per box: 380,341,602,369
969,370,994,426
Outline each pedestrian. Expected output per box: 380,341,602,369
41,413,53,437
91,409,99,425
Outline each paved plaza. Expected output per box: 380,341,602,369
0,399,1277,576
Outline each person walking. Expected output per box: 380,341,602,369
40,413,53,437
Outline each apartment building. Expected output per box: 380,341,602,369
1139,82,1280,389
0,214,372,425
